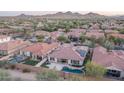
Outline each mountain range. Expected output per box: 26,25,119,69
15,11,124,19
41,11,106,19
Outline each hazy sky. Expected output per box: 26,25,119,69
0,11,124,16
0,0,124,16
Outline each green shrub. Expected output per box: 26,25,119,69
0,61,8,68
57,35,69,43
22,68,31,73
0,69,11,81
10,64,16,70
85,62,107,78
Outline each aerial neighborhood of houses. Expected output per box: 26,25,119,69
0,11,124,81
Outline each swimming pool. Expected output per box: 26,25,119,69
62,67,83,74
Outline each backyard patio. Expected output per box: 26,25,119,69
42,62,84,74
45,63,67,71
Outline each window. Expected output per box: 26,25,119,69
71,60,80,65
61,59,67,63
50,57,55,61
58,59,67,63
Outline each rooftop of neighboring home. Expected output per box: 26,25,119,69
109,33,124,39
22,43,59,56
92,46,124,71
0,28,12,32
67,29,86,37
87,29,103,32
86,31,105,39
0,28,23,35
89,24,100,30
70,28,86,32
34,30,50,36
49,44,89,61
58,28,65,32
112,50,124,60
104,30,119,34
0,35,10,39
0,40,30,51
50,31,66,40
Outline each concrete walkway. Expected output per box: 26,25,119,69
35,58,47,67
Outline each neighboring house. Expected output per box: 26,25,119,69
109,33,124,39
34,30,50,37
92,46,124,78
86,31,105,39
21,43,59,61
108,33,124,50
104,30,119,34
0,28,23,37
87,30,103,32
48,44,89,67
50,31,66,41
0,28,13,35
33,30,51,42
67,29,86,42
0,40,30,56
0,35,11,43
88,24,100,30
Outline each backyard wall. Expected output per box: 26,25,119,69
13,63,84,80
12,63,108,80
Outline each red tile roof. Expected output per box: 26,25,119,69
50,31,65,40
67,29,86,37
0,40,29,51
49,45,88,61
23,43,59,56
34,30,50,36
110,34,124,39
0,35,9,39
92,46,124,70
86,32,105,39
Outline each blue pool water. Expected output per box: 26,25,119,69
62,67,83,74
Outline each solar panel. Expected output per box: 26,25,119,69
76,49,87,57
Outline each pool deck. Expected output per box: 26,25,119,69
46,63,66,71
46,62,84,71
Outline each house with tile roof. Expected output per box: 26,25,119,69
48,44,89,67
33,30,50,37
21,43,59,61
0,40,30,56
109,33,124,39
92,46,124,78
67,29,86,42
104,30,119,34
0,35,11,43
50,31,66,41
0,28,23,37
86,31,105,39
